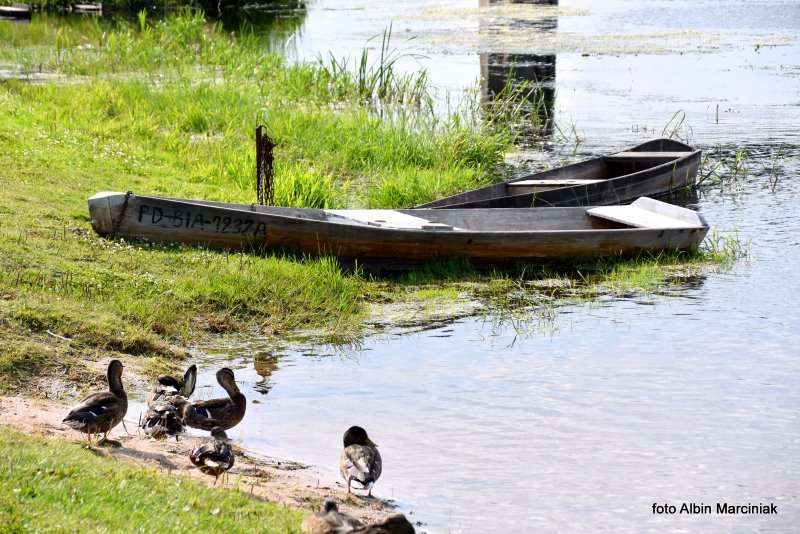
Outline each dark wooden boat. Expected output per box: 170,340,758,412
0,4,32,18
89,192,708,268
418,138,701,209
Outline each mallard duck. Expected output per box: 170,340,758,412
140,364,197,439
189,427,234,485
301,498,363,534
339,426,382,496
352,514,416,534
63,359,128,445
181,368,246,432
146,364,197,404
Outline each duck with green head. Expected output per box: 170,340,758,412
63,359,127,445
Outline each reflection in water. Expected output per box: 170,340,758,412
253,352,282,395
216,0,306,36
479,1,558,139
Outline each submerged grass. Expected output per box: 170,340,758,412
0,429,302,532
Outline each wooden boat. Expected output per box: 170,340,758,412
0,4,32,18
418,138,701,209
89,192,708,268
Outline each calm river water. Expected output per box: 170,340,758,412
136,1,799,531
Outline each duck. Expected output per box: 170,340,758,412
189,427,235,486
140,364,197,439
339,426,382,497
301,498,363,534
146,364,197,405
352,515,416,534
181,367,246,432
63,359,128,445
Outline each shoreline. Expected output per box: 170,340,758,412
0,395,397,525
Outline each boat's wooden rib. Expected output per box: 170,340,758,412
417,138,701,209
88,192,709,269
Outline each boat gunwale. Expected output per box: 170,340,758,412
117,194,709,236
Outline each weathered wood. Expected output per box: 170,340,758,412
324,210,458,230
606,151,693,159
509,179,604,187
88,192,709,268
418,138,701,209
588,197,705,229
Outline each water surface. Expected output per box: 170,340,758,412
129,1,800,531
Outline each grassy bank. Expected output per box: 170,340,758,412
0,12,740,391
0,429,302,532
0,12,514,387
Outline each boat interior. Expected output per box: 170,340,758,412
505,151,692,195
183,197,705,233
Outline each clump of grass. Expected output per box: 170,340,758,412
698,147,749,187
319,24,432,111
0,430,303,532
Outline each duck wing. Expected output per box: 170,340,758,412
352,514,415,534
184,396,244,431
141,396,184,438
180,365,197,398
302,508,363,534
190,439,234,476
63,391,126,432
340,445,382,487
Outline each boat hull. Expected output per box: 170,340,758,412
418,138,701,209
89,193,709,268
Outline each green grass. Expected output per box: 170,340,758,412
0,429,303,532
0,11,516,384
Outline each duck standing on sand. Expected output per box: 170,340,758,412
140,364,197,439
189,427,234,486
301,498,364,534
339,426,382,497
181,368,246,432
63,359,127,445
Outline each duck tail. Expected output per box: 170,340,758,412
62,412,90,430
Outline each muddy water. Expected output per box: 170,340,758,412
144,1,799,532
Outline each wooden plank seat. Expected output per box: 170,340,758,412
587,197,704,229
325,209,457,231
509,179,605,187
604,151,691,161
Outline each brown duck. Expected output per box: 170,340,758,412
301,499,363,534
302,499,416,534
189,427,235,485
352,515,416,534
339,426,382,496
63,359,127,445
181,368,246,432
140,364,197,439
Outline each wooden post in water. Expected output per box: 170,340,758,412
256,125,275,206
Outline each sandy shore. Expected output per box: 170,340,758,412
0,395,395,524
